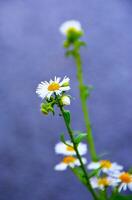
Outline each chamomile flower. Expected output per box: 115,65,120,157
60,20,82,35
54,156,87,171
114,172,132,192
88,160,123,175
90,176,118,190
55,141,87,156
36,76,70,99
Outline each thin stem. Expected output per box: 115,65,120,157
73,50,98,161
103,188,108,200
56,95,99,200
99,189,108,200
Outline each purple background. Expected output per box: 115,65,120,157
0,0,132,199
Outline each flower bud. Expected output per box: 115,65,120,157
41,107,49,115
40,102,54,115
62,82,70,87
61,95,70,106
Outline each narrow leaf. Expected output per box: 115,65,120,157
71,167,87,185
63,110,71,125
74,133,87,145
60,134,66,144
60,134,72,147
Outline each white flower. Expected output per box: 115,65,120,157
60,20,82,35
113,172,132,192
90,176,118,190
36,76,70,99
54,156,87,171
55,141,87,156
88,160,123,175
61,95,71,106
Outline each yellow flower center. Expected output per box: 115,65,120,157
48,82,60,91
98,178,109,187
66,145,75,152
119,172,132,183
62,156,76,164
100,160,112,169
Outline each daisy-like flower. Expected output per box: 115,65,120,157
60,20,82,36
36,76,70,99
113,172,132,192
54,156,87,171
90,176,118,190
88,160,123,175
55,141,87,156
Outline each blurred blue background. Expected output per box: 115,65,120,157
0,0,132,199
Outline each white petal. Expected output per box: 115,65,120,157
90,177,98,189
56,77,61,83
82,157,87,165
108,177,120,187
118,183,126,192
60,20,82,35
128,183,132,191
54,141,76,156
47,91,53,99
75,157,87,166
78,143,87,155
60,86,70,92
55,142,66,154
36,84,49,99
69,163,76,168
49,79,53,84
87,162,100,170
59,76,70,86
54,163,67,171
99,185,105,190
111,163,123,171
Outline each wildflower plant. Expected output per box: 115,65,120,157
36,20,132,200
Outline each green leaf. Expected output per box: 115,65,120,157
71,167,87,185
74,133,87,145
60,134,66,144
109,194,132,200
63,40,70,48
88,169,100,178
81,85,89,100
65,50,74,57
63,110,71,125
60,134,72,147
128,167,132,174
74,41,86,49
80,85,94,100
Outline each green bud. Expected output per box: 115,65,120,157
40,102,54,115
63,40,70,48
47,105,54,113
67,29,83,43
61,82,69,87
41,107,48,115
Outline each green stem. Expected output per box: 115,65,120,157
103,188,108,200
73,50,98,161
56,95,99,200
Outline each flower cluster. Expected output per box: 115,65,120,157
88,160,132,192
36,20,132,199
54,141,132,193
54,141,87,171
